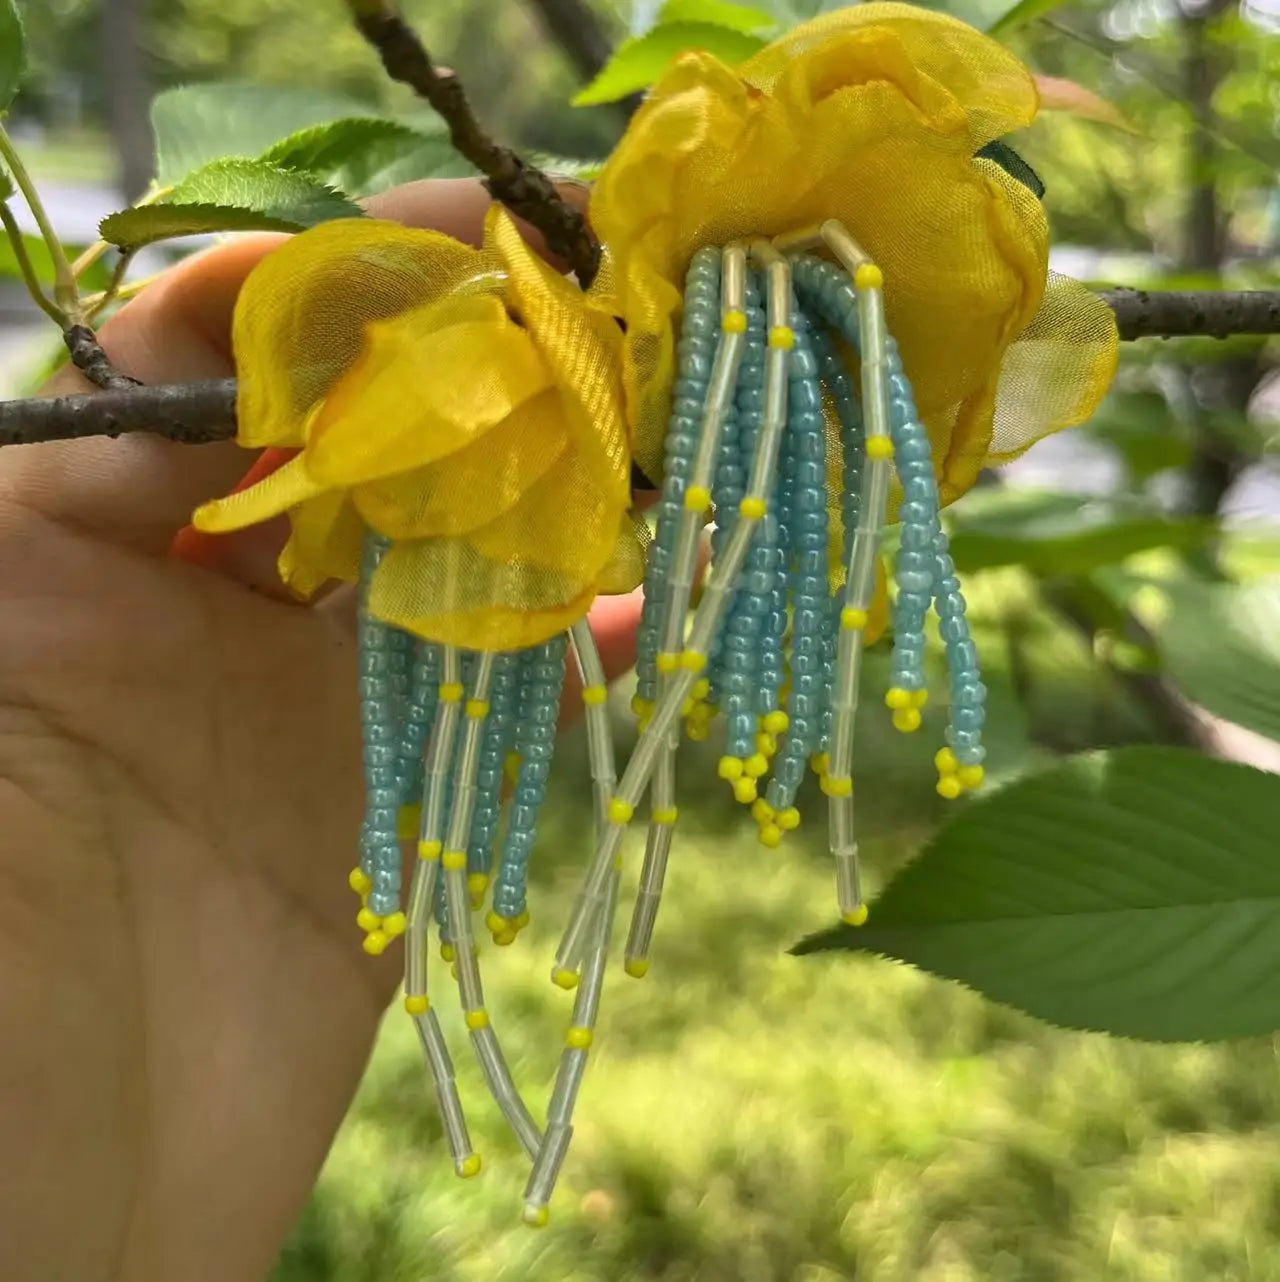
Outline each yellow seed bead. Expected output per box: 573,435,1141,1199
759,823,783,849
467,873,489,907
362,930,389,956
739,495,767,520
733,776,758,804
524,1205,550,1229
866,435,894,461
744,752,769,778
842,904,870,927
417,838,442,861
465,698,490,719
684,484,711,512
722,308,748,333
692,678,711,701
756,731,778,757
892,707,923,734
854,262,884,290
681,695,696,717
811,752,830,777
438,682,464,703
652,806,679,825
382,911,407,939
608,796,634,825
762,710,789,735
552,968,580,991
493,928,516,947
348,867,372,895
582,684,608,706
911,689,930,709
514,910,530,931
458,1154,482,1179
624,958,649,979
630,693,653,717
885,687,912,710
751,797,774,826
356,907,382,933
957,764,986,790
718,755,744,782
937,775,963,800
655,651,679,674
840,606,869,631
440,943,456,963
484,910,506,934
821,775,853,797
442,849,468,871
934,747,959,775
565,1026,593,1050
777,807,801,831
681,649,707,673
767,324,795,349
404,994,430,1015
465,1008,489,1030
396,804,421,840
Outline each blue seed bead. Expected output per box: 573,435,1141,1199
949,640,979,672
953,706,986,732
953,680,987,707
494,636,567,919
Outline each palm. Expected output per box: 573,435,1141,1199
0,510,393,1282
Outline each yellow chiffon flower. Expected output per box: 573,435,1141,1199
193,205,644,651
590,1,1119,503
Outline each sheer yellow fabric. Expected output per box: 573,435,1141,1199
194,205,640,650
590,2,1118,501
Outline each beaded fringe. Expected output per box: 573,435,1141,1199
348,227,988,1223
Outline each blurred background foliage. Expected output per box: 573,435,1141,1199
3,0,1280,1277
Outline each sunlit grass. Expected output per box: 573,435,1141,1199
274,573,1280,1281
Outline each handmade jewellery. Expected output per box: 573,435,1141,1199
191,2,1119,1226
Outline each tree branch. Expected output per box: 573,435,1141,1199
1100,289,1280,340
1,291,1277,449
347,0,601,287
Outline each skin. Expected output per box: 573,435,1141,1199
0,180,643,1282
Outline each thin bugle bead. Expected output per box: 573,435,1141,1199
570,620,616,836
525,867,618,1222
444,654,541,1159
636,248,720,706
658,243,748,665
624,748,674,971
413,1008,479,1179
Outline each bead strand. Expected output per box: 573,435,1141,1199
493,636,568,932
633,247,721,723
466,651,518,926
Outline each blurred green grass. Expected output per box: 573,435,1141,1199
274,570,1280,1282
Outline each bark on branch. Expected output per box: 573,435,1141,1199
349,1,601,287
1,291,1277,449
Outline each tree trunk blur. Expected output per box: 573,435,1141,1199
101,0,153,202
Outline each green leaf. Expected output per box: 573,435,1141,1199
261,117,472,196
945,489,1209,576
657,0,776,33
0,0,26,112
794,747,1280,1041
100,159,362,251
1158,578,1280,744
151,82,371,186
573,22,767,106
987,0,1072,37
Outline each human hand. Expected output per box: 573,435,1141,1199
0,180,643,1282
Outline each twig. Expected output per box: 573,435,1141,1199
0,290,1277,448
347,0,601,287
62,325,143,392
1100,289,1280,340
0,379,235,446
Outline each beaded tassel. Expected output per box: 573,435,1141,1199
344,220,989,1228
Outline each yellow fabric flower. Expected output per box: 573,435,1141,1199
193,205,644,651
589,1,1119,503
